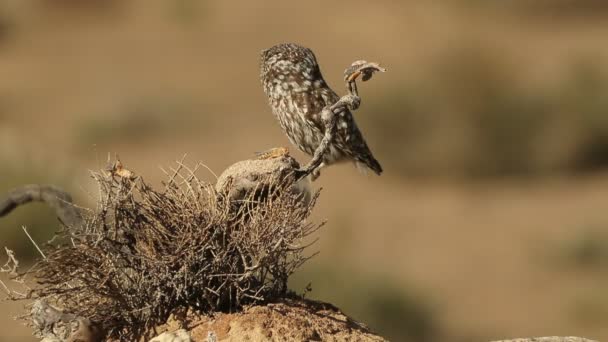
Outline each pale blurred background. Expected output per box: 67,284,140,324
2,1,608,341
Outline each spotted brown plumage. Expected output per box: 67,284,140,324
260,43,383,180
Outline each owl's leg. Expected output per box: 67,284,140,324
295,61,385,180
296,95,360,180
294,163,324,181
296,106,336,179
310,163,325,181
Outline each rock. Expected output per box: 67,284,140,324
215,154,311,206
150,299,386,342
31,300,102,342
148,329,192,342
491,337,598,342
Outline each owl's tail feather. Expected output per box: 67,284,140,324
355,157,383,176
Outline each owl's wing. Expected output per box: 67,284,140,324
300,86,383,175
295,86,340,132
336,109,383,175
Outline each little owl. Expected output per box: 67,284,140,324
259,43,383,180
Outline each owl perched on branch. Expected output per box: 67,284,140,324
259,43,384,180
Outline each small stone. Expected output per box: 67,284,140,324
148,329,192,342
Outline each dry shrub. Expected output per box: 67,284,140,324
18,162,321,340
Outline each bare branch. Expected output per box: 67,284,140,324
21,226,46,259
0,184,83,228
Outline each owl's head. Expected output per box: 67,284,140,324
259,43,322,87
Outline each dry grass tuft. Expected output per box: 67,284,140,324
6,160,321,340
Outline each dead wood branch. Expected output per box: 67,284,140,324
0,184,82,227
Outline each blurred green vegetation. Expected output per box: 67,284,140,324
37,0,123,11
365,49,608,179
74,99,203,152
560,64,608,172
570,289,608,328
514,0,608,16
555,228,608,269
290,266,438,342
170,0,206,25
0,98,5,122
0,7,15,46
466,0,608,16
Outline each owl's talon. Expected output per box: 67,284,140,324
311,168,321,181
331,94,360,113
293,168,310,181
293,167,321,181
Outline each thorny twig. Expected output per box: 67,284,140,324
0,247,30,300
